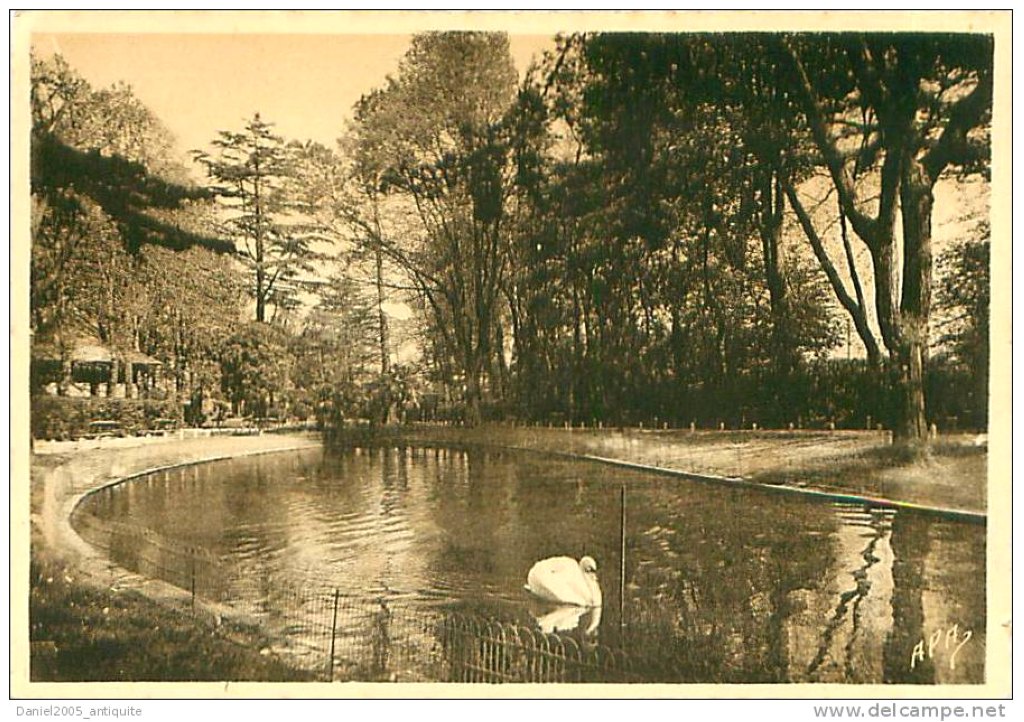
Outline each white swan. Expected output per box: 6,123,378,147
524,555,603,608
532,605,603,635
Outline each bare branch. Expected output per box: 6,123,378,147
782,36,878,244
784,180,882,365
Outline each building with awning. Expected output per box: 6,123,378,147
121,349,164,391
69,341,114,386
31,337,166,398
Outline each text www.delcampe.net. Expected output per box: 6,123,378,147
813,705,1007,721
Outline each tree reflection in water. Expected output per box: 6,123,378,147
76,447,986,684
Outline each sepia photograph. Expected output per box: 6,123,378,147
9,9,1011,700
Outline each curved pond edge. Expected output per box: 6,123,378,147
50,431,983,597
36,434,323,630
31,430,988,690
68,443,324,521
45,430,985,615
335,434,987,525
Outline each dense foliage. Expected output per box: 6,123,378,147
31,396,181,440
28,32,992,439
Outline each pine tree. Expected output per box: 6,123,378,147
194,114,315,322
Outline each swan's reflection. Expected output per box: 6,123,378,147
530,603,602,635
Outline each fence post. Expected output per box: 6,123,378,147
328,588,340,682
189,552,196,614
619,485,626,639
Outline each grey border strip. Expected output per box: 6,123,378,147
518,445,987,525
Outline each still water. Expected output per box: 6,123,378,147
75,446,985,683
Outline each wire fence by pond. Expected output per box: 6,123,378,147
72,514,641,682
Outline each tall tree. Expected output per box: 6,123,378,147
513,33,839,425
780,33,993,442
30,53,244,410
193,114,316,322
137,245,245,410
341,136,394,378
345,32,519,425
219,321,292,418
30,189,134,386
32,54,226,259
30,52,91,138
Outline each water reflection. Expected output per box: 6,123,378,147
75,446,985,683
799,505,897,683
531,604,602,635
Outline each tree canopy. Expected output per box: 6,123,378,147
28,34,993,440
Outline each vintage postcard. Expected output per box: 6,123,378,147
8,9,1012,703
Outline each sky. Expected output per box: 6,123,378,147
32,32,556,163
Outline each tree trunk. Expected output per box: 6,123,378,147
784,182,883,366
570,275,581,422
58,346,71,396
893,338,928,444
493,320,509,403
464,364,482,427
871,236,901,358
892,158,934,445
255,266,266,323
759,167,794,380
375,247,390,375
783,37,989,448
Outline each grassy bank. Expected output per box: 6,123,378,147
29,555,314,682
749,437,986,513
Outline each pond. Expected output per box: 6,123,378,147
73,445,986,683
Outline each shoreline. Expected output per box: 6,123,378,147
25,432,325,684
32,426,986,576
343,425,988,520
31,432,323,592
517,445,986,523
30,426,986,589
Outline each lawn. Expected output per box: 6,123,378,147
29,555,315,682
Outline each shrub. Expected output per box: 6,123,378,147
30,396,183,440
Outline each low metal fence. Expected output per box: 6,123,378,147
72,513,641,682
439,615,636,683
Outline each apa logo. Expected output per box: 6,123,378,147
910,623,972,671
